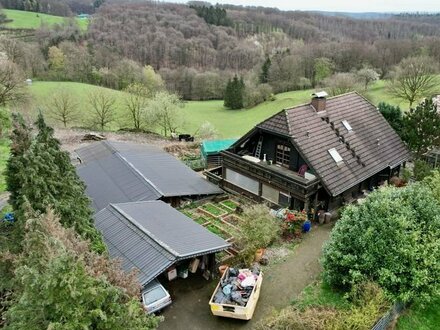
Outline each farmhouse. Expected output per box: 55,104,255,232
207,92,411,211
95,201,230,288
75,141,223,211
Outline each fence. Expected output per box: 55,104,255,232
371,301,405,330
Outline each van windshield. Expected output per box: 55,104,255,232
143,286,167,305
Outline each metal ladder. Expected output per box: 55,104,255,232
254,135,263,159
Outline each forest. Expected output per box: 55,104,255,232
1,0,440,103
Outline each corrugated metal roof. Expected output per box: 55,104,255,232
253,92,411,196
75,141,223,211
95,201,230,286
95,205,175,286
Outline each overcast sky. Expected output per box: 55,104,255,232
170,0,440,13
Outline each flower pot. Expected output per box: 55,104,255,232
254,248,265,262
218,265,228,276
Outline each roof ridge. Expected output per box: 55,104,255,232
284,109,293,135
114,151,163,197
110,203,181,258
283,91,359,112
255,108,286,128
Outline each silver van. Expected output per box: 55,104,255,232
142,279,172,314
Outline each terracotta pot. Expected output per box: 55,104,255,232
218,265,228,276
254,248,265,262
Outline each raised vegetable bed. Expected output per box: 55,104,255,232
199,203,228,217
220,200,239,211
221,214,242,228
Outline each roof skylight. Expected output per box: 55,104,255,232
342,120,353,132
328,148,343,164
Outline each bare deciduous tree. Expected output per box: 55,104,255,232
149,91,184,137
0,60,27,106
87,90,116,131
356,67,379,90
47,88,79,127
323,72,360,96
122,83,150,131
388,56,439,107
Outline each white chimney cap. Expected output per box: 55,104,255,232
312,91,328,98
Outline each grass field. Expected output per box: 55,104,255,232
29,81,127,130
28,80,406,138
397,297,440,330
2,9,88,30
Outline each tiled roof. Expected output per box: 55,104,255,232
257,92,411,196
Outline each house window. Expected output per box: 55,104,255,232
328,148,343,164
278,192,291,207
341,120,353,132
262,184,279,204
225,168,259,194
276,144,290,167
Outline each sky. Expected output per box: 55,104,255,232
171,0,440,13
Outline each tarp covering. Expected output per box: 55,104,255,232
201,139,237,158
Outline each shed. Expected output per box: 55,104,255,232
75,141,223,211
201,139,237,168
94,201,230,287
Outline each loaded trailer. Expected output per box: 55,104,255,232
209,267,263,320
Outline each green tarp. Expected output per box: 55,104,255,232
201,139,237,158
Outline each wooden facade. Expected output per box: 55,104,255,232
206,92,410,212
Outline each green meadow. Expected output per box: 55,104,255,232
28,80,406,138
2,9,88,30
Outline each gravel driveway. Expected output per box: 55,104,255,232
159,223,333,330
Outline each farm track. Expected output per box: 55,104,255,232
159,222,333,330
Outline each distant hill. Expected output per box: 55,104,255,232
0,9,88,30
310,11,395,19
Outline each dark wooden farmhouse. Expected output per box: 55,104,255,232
207,92,411,211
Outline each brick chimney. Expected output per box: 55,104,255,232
311,91,328,112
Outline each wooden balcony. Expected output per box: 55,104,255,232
221,151,320,197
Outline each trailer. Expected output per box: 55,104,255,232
209,267,263,320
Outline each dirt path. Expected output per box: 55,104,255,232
0,192,9,212
159,223,333,330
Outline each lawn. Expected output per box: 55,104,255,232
2,9,88,30
0,138,10,193
293,281,350,310
29,81,127,130
397,297,440,330
28,80,405,138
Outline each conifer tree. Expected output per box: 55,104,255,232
224,78,233,108
401,98,440,156
260,57,271,84
5,113,32,211
223,75,245,110
11,113,105,252
5,208,159,329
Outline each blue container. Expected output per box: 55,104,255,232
302,220,311,233
2,212,15,223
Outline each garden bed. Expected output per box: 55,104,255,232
220,199,239,211
198,203,228,217
203,222,231,240
220,214,242,230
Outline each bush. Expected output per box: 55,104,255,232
413,159,433,181
243,83,274,108
256,282,390,330
237,204,281,264
322,184,440,303
424,170,440,203
378,102,403,135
